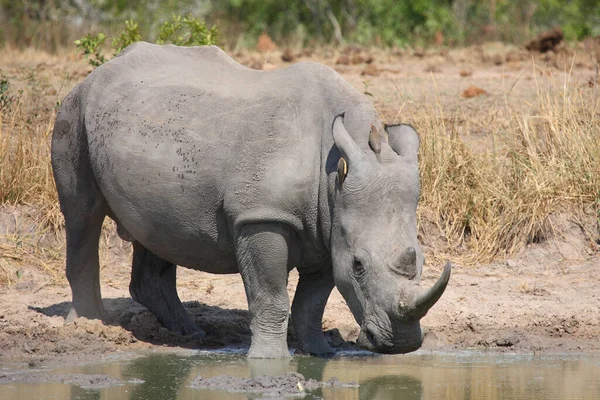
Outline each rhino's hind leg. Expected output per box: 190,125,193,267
129,242,205,338
52,91,109,324
64,205,109,323
291,269,335,356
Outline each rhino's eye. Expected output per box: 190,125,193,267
352,257,366,277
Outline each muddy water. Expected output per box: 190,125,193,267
1,351,599,399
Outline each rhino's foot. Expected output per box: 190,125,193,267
130,242,204,338
65,302,110,324
291,269,335,357
248,341,291,359
296,336,334,356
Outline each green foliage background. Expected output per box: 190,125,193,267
1,0,599,49
212,0,600,46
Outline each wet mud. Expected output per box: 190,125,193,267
0,372,130,389
190,372,351,397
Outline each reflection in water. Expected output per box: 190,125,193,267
296,355,329,381
0,352,599,400
358,375,423,400
70,386,101,400
122,354,195,400
247,357,291,378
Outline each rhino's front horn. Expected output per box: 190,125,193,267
410,262,451,318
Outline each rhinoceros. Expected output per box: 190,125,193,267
51,42,450,358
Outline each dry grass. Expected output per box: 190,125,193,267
0,48,599,285
0,49,70,229
403,63,600,263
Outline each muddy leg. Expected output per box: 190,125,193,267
291,269,335,355
129,242,205,338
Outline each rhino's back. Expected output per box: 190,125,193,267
77,43,363,271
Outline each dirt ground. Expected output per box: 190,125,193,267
1,210,598,364
0,42,599,364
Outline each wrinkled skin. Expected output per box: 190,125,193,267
51,43,450,358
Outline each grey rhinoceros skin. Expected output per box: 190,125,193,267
51,42,451,358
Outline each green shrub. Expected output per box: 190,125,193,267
210,0,600,46
75,15,218,68
74,33,107,67
157,14,219,46
112,19,142,55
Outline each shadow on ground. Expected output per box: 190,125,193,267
29,298,355,353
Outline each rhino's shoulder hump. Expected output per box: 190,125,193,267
284,61,343,82
282,61,362,98
112,41,245,70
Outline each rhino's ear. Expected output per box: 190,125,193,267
385,124,419,164
332,113,365,168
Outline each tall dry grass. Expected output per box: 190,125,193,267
406,64,600,263
0,81,61,228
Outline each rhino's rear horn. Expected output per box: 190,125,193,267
409,262,451,318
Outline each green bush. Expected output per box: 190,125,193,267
112,19,142,55
210,0,600,46
75,15,218,68
157,14,219,46
74,33,107,67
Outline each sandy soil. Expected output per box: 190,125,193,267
0,42,599,364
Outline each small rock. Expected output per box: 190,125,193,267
459,70,473,77
461,85,488,98
281,48,295,62
506,259,517,268
336,55,351,65
361,64,380,76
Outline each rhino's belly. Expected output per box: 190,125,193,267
91,145,238,274
142,230,238,274
113,203,238,274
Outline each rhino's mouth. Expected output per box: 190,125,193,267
357,319,423,354
357,321,394,350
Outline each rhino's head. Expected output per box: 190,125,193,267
330,114,450,354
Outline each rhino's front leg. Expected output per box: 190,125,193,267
236,223,292,359
291,268,335,355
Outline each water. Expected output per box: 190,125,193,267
1,350,599,399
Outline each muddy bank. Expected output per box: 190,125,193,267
1,235,598,365
0,372,130,389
